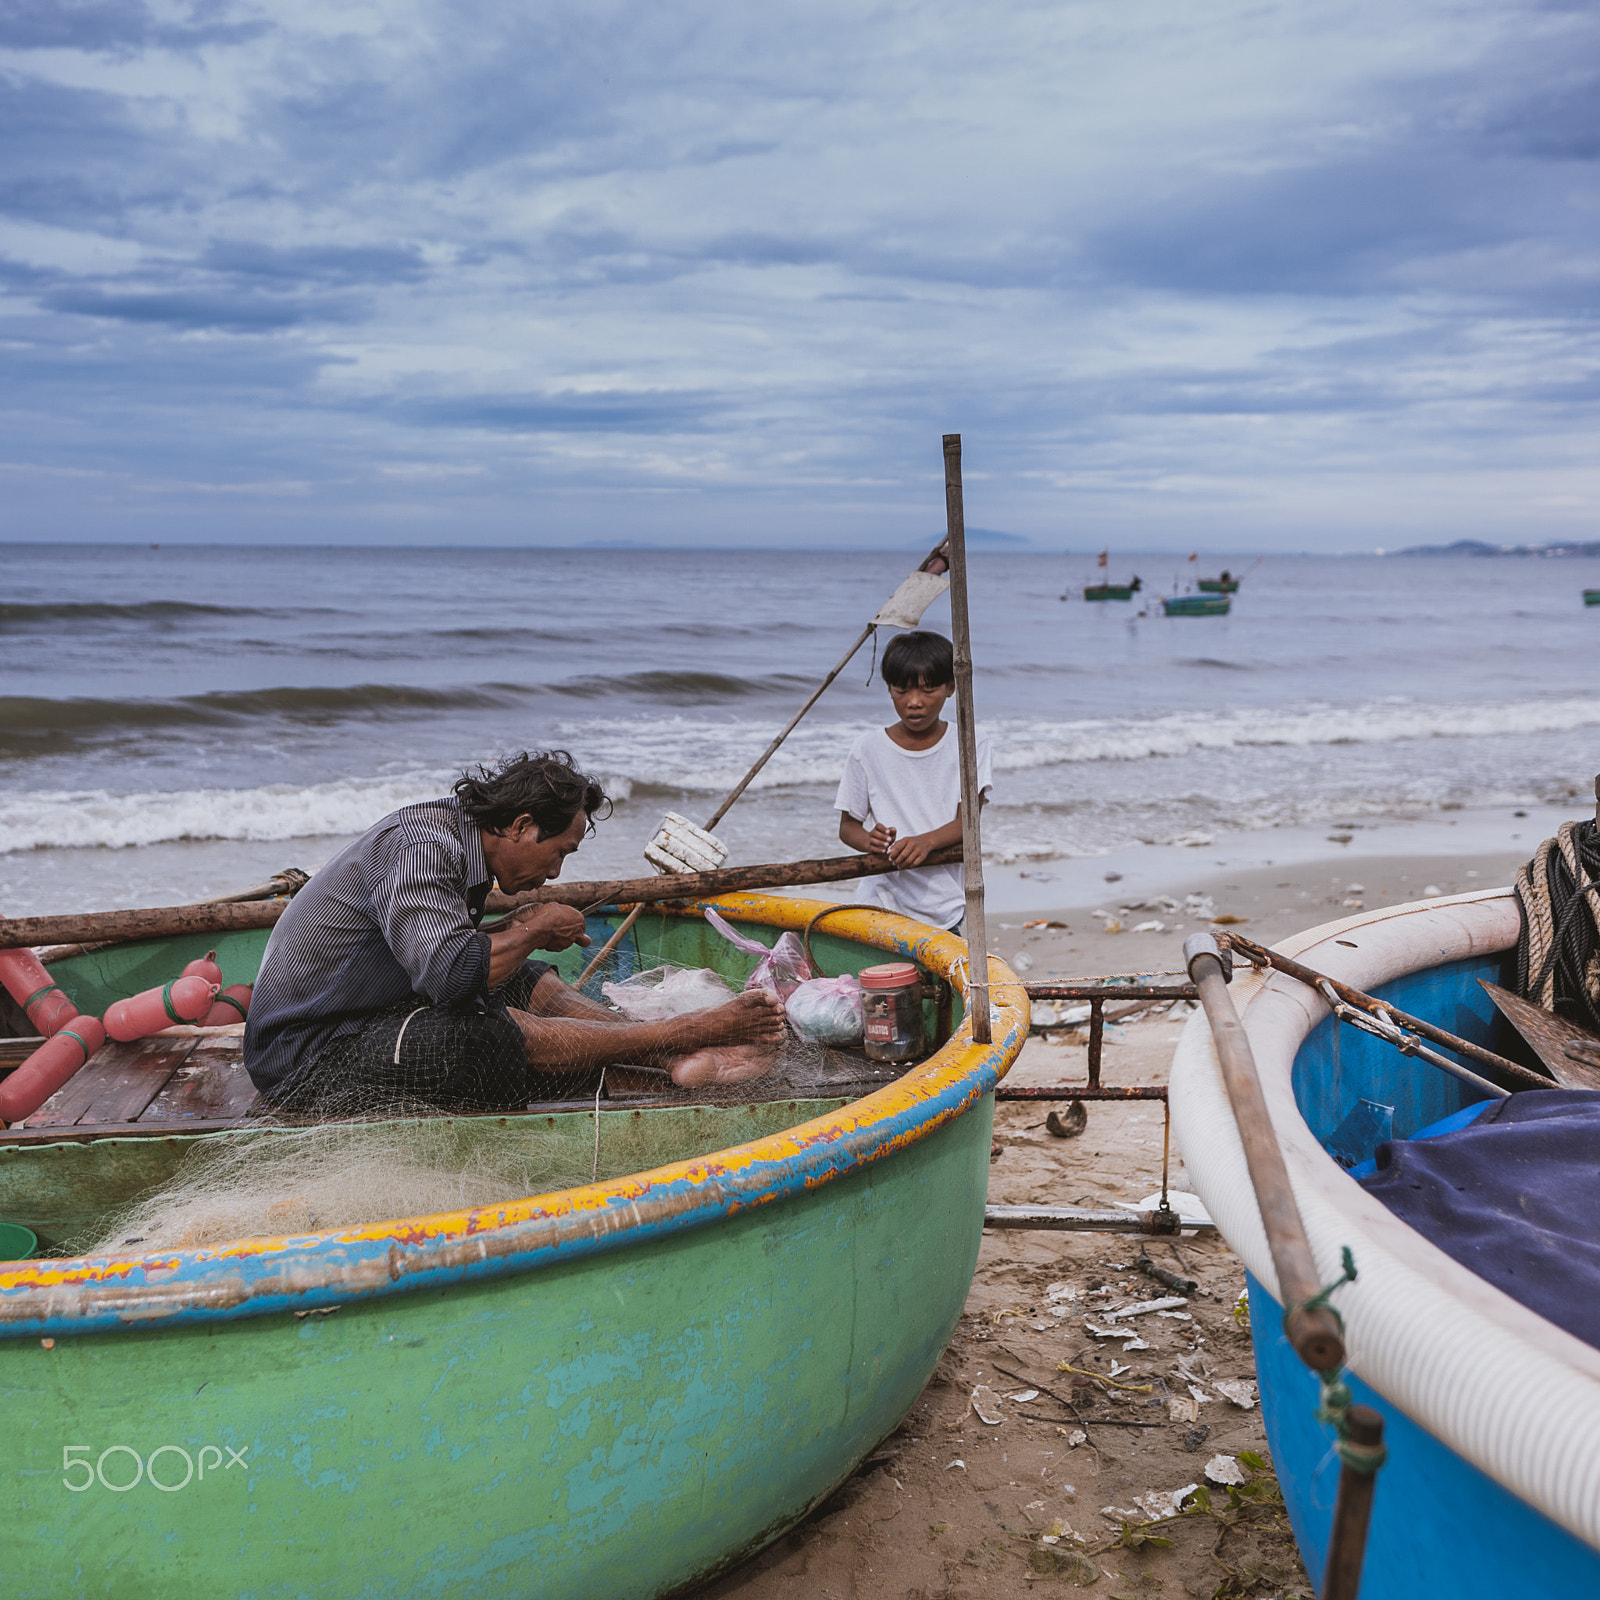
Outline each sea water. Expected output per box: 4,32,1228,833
2,543,1597,915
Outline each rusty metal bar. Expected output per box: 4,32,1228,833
995,1084,1166,1101
1023,982,1196,1000
984,1203,1213,1235
1087,998,1104,1087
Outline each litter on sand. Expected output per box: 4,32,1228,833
1205,1454,1248,1486
1104,1295,1188,1319
970,1385,1005,1425
1212,1378,1259,1409
1007,1388,1041,1403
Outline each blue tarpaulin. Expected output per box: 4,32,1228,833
1360,1089,1600,1353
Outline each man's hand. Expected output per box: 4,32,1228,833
510,902,591,952
866,823,897,856
886,831,936,868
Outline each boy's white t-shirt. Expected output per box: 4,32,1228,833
833,723,994,930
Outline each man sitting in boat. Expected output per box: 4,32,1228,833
243,751,785,1113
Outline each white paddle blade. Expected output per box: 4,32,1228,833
643,811,729,875
872,568,950,629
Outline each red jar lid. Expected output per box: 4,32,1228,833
859,961,920,990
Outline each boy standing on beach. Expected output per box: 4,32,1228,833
835,631,993,933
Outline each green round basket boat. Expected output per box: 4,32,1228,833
0,894,1025,1600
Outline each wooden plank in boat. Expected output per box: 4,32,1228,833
18,1037,198,1128
143,1036,260,1123
0,1117,247,1146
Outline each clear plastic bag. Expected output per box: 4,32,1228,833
601,964,734,1022
785,975,864,1045
703,907,813,1001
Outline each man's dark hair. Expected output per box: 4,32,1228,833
453,751,610,838
881,630,954,690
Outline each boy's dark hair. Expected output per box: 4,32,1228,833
881,630,954,690
453,750,610,837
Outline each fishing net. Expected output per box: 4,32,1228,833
79,911,930,1252
85,1116,600,1255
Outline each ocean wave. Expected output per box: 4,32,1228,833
0,683,540,753
0,599,335,626
2,693,1593,855
546,694,1600,794
548,669,814,703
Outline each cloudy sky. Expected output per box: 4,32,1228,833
2,0,1596,549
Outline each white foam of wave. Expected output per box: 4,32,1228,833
0,768,640,856
0,774,452,855
2,694,1591,855
561,694,1600,794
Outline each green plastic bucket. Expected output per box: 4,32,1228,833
0,1223,37,1261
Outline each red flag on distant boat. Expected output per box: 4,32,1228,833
1097,550,1108,568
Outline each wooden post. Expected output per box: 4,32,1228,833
1322,1405,1385,1600
943,433,991,1045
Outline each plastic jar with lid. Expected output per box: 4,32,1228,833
859,962,927,1063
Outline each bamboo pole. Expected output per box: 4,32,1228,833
0,847,965,953
943,433,991,1045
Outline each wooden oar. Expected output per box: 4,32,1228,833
1479,981,1600,1091
0,846,965,954
1184,932,1380,1600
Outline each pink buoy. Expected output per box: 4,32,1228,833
201,983,252,1027
0,937,77,1038
104,976,218,1042
181,950,224,988
0,1016,106,1125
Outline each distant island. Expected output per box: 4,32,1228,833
1394,538,1600,557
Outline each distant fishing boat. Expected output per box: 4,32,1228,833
1172,889,1600,1597
1071,549,1141,601
1197,570,1240,594
0,895,1026,1599
1083,578,1142,601
1585,589,1600,607
1162,593,1230,616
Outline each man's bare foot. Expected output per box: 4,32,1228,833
671,1040,782,1086
678,989,787,1051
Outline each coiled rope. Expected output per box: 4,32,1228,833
1515,819,1600,1034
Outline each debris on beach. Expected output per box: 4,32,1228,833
970,1385,1005,1425
1204,1453,1248,1486
1213,1378,1259,1409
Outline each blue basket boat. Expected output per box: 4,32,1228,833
1171,889,1600,1597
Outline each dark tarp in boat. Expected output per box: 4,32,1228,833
1360,1089,1600,1353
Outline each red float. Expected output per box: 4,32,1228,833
0,1017,106,1125
181,950,224,988
201,983,252,1027
104,976,218,1042
0,940,77,1037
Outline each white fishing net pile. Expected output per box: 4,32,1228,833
87,1118,597,1255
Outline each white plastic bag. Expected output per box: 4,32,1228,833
785,975,863,1045
601,964,734,1022
702,907,813,1001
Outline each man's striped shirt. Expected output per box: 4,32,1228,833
243,798,493,1093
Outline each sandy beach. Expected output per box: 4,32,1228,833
703,835,1540,1600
